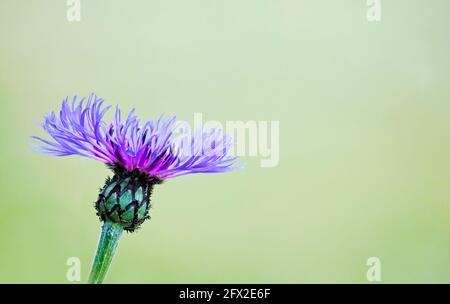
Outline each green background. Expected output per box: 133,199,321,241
0,1,449,283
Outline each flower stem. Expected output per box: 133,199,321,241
88,221,123,284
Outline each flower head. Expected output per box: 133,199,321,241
32,94,241,231
32,93,240,179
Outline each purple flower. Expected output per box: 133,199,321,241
32,93,241,179
33,94,243,282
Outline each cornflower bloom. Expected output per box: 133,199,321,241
32,94,241,283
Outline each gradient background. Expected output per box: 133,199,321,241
0,1,449,283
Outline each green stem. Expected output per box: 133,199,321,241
88,221,124,284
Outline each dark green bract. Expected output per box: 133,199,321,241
95,166,162,232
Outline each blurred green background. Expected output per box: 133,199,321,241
0,0,449,283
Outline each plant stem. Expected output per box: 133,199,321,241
88,221,123,284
